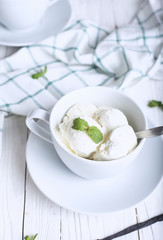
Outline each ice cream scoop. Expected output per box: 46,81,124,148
59,116,103,158
94,107,128,139
63,103,97,122
93,125,137,161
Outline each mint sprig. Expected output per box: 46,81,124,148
31,66,47,79
25,233,38,240
87,126,103,144
72,117,103,144
148,100,163,111
72,117,88,131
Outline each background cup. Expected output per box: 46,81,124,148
26,87,147,180
0,0,59,31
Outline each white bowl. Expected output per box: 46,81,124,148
49,87,147,180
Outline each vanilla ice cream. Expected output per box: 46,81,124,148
58,103,137,160
93,125,137,160
94,107,128,139
59,116,103,158
62,103,97,122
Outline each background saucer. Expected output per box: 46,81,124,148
0,0,72,46
26,121,163,215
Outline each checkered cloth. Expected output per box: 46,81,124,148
0,0,162,154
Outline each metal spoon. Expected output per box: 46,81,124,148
136,126,163,139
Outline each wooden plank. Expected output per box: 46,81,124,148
70,0,115,31
136,179,163,240
0,115,27,239
113,0,144,27
124,77,163,127
59,209,139,240
23,170,61,239
96,210,139,240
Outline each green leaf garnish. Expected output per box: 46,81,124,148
148,100,163,110
24,236,30,240
87,126,103,144
24,233,38,240
31,66,47,79
33,234,38,240
72,117,103,144
72,117,89,131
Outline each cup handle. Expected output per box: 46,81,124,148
26,109,53,144
48,0,59,7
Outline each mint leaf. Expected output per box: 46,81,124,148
32,66,47,79
72,118,103,144
24,234,38,240
72,117,89,131
148,100,163,111
24,236,30,240
87,126,103,144
148,100,162,107
33,234,38,240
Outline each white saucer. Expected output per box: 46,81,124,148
0,0,72,47
26,121,163,215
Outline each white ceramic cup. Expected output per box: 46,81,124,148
0,0,59,31
26,87,147,180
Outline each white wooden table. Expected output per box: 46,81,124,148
0,0,163,239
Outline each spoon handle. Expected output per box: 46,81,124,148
136,126,163,139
